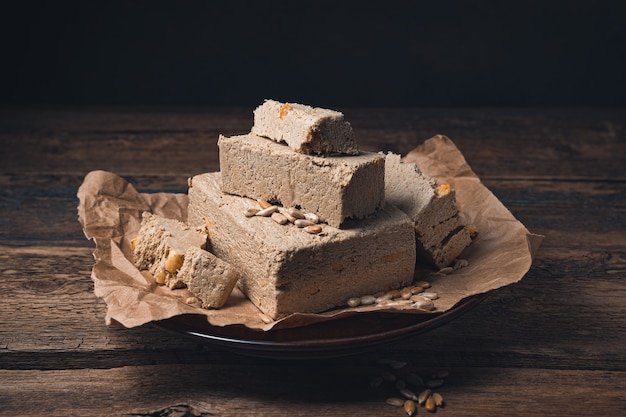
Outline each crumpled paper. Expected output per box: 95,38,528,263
77,135,543,331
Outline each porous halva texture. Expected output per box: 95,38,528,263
384,153,472,268
218,133,385,228
251,99,359,155
132,212,207,289
178,246,240,309
188,172,416,319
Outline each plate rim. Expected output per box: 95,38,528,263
153,293,487,358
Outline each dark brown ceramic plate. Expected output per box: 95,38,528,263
153,293,487,359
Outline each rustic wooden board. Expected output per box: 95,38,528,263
1,106,625,416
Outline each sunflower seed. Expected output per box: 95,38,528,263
406,373,425,387
437,266,454,275
386,397,405,407
414,280,431,289
453,258,469,270
294,218,315,228
258,312,273,324
381,299,413,308
244,208,259,217
360,295,376,305
425,395,437,412
404,399,417,416
257,199,272,209
278,208,297,223
304,224,323,234
414,299,435,311
400,388,419,401
381,370,397,382
375,293,394,304
388,360,408,370
417,388,432,405
410,285,425,294
271,212,288,225
255,206,279,217
420,291,439,300
431,370,449,379
432,392,444,407
303,212,320,223
401,287,413,299
287,207,305,219
427,378,444,388
347,297,361,307
369,376,383,388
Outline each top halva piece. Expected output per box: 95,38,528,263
251,99,359,155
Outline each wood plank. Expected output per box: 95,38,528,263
0,366,624,416
1,236,625,371
2,107,625,179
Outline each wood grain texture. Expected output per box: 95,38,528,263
1,106,625,416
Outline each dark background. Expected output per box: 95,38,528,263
1,1,625,108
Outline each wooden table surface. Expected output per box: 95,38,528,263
1,106,625,416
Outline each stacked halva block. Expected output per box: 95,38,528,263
133,99,473,319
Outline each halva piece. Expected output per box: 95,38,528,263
251,99,359,155
188,172,416,319
218,133,385,228
132,212,207,289
178,246,240,309
384,153,472,268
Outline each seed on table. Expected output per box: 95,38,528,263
271,212,288,225
432,392,444,407
380,370,397,382
404,399,417,416
431,370,449,379
388,359,407,369
304,224,323,234
287,207,305,219
347,297,361,307
369,375,383,388
303,212,320,223
256,206,279,217
244,208,259,217
257,199,272,209
417,389,432,405
400,388,419,401
360,295,376,305
406,373,425,387
386,397,405,407
425,395,437,412
294,218,315,228
427,379,444,388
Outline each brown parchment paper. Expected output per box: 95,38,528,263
77,135,543,331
